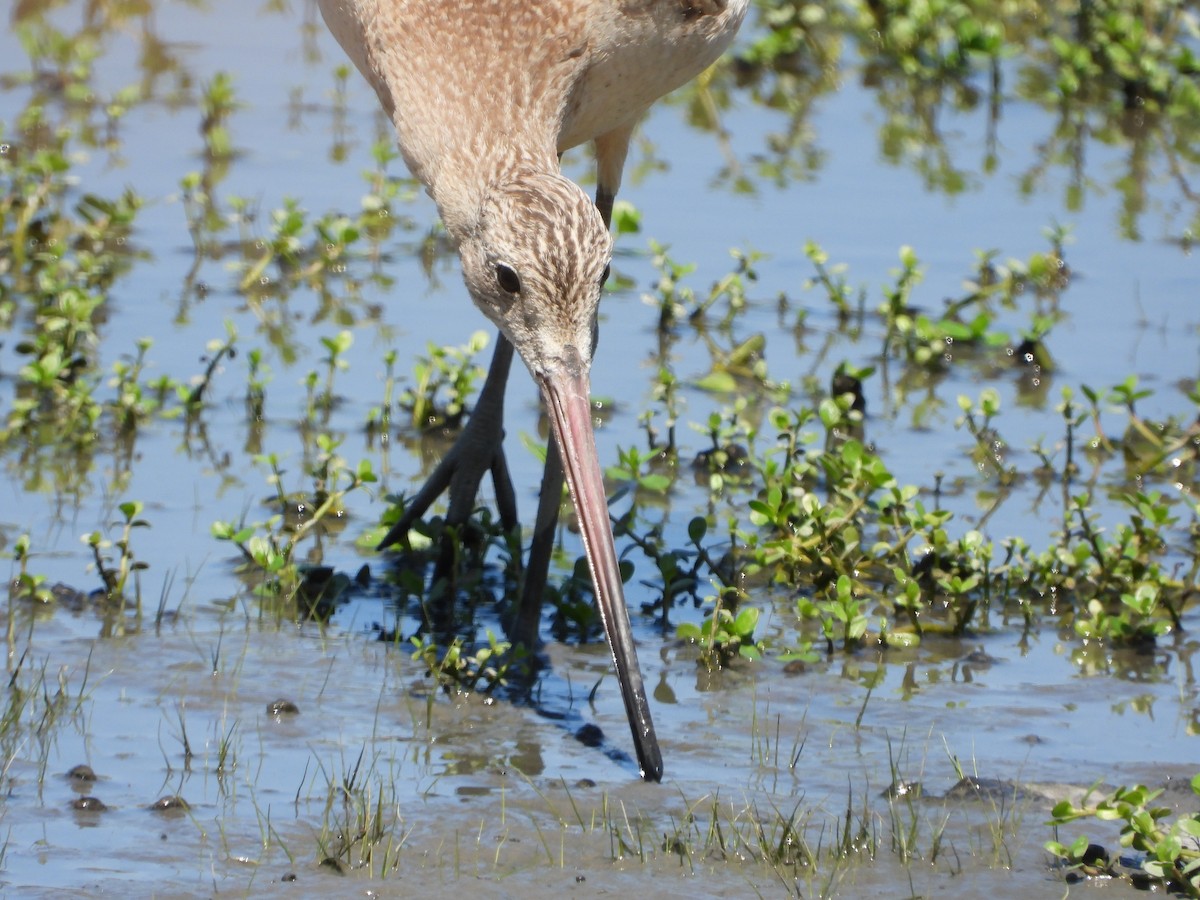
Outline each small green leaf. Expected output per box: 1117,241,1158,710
694,371,738,393
733,606,759,637
638,473,671,493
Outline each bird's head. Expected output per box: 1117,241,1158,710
459,170,612,383
455,169,662,782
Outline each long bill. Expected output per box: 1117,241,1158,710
537,364,664,783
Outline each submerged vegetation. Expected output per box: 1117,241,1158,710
0,0,1198,894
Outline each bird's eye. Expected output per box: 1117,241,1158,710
600,263,611,287
496,264,521,294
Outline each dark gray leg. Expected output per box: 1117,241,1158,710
377,333,518,553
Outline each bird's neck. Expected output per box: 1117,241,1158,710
430,139,560,243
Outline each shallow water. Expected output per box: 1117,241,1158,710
1,0,1197,896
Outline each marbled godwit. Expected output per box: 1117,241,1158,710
318,0,748,781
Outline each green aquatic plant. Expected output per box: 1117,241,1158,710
639,363,682,456
7,533,53,606
199,72,239,161
1072,586,1171,647
737,1,1200,237
603,236,1198,661
678,587,763,668
410,628,522,695
108,337,169,433
0,648,93,792
607,444,672,496
309,746,406,877
689,245,764,327
212,439,377,615
316,329,355,414
0,132,142,448
365,348,399,439
955,388,1015,483
799,572,868,653
1046,776,1200,897
398,330,490,431
612,514,718,618
644,240,698,333
85,500,150,609
802,239,863,324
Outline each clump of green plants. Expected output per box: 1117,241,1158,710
1046,776,1200,896
955,387,1016,483
677,586,764,668
733,1,1200,237
607,444,673,496
0,649,92,791
379,230,1196,695
803,239,864,324
1045,0,1200,115
798,573,869,653
85,500,150,610
397,330,489,431
0,131,142,449
237,200,368,294
409,629,523,695
309,747,408,878
8,534,54,606
607,235,1194,668
212,438,377,618
612,515,720,621
199,72,238,161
